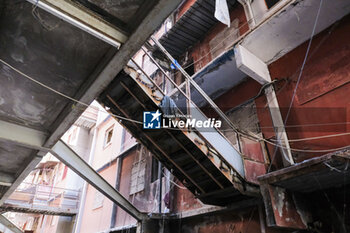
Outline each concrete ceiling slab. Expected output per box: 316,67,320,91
84,0,144,23
241,0,350,64
0,142,33,175
0,2,111,130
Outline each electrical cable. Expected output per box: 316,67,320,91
264,21,339,107
268,0,324,171
0,58,143,125
272,132,350,143
2,57,350,153
283,0,324,126
162,171,187,190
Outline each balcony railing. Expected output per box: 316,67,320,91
3,183,80,215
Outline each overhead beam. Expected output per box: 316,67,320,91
26,0,128,47
0,172,14,187
44,0,183,148
0,121,47,204
0,120,48,151
235,45,294,165
0,214,24,233
235,45,271,84
51,140,146,221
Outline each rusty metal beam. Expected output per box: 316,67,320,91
105,95,206,194
165,131,225,189
118,72,224,190
123,63,249,190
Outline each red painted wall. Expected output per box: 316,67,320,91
168,207,291,233
172,180,204,213
257,15,350,164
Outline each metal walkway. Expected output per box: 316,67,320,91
98,59,258,205
0,183,79,216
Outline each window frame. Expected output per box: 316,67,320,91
103,126,114,148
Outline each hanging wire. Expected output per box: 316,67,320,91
268,0,324,171
32,0,60,31
1,57,350,154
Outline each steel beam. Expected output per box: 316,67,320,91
51,140,146,221
26,0,127,47
44,0,183,149
0,214,24,233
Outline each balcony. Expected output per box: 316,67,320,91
0,183,80,216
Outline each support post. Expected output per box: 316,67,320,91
235,45,294,165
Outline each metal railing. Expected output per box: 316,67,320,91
139,39,249,151
4,182,81,213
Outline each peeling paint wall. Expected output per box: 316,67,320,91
168,208,290,233
256,14,350,165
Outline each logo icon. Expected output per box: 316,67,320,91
143,110,162,129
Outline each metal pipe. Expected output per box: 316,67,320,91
238,0,256,27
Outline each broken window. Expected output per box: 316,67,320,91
104,126,114,147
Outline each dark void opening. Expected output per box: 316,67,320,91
265,0,280,9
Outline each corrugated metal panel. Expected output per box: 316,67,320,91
159,0,237,57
